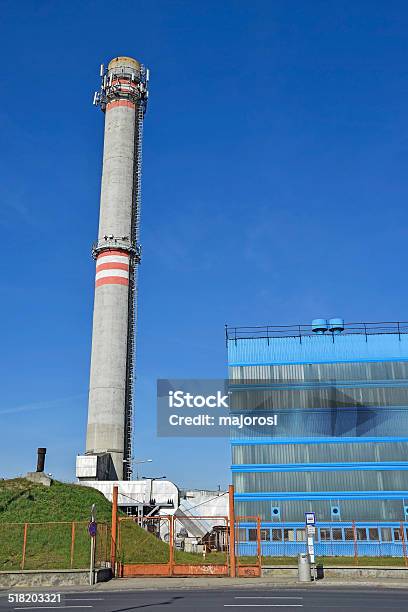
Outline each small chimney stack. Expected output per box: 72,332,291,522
36,448,46,473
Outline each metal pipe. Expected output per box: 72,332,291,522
36,448,46,472
110,485,119,574
228,484,236,577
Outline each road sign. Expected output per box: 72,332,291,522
305,512,316,525
88,521,97,537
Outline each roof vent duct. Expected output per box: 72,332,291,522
311,319,328,334
328,318,344,334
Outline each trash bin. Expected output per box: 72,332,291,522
298,553,311,582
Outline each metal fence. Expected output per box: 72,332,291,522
117,515,231,577
226,321,408,342
235,521,408,565
2,516,405,575
235,516,262,576
0,521,111,571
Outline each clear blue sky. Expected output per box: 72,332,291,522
2,0,408,488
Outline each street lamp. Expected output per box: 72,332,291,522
134,459,153,480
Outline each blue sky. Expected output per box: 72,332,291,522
2,0,408,488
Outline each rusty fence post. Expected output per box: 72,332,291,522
256,516,262,576
169,516,174,576
228,485,236,577
104,523,109,565
110,485,118,574
21,523,28,570
400,522,408,567
70,522,76,569
352,520,358,565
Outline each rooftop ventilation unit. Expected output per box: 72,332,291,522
311,319,328,334
328,318,344,334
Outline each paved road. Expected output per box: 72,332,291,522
1,588,408,611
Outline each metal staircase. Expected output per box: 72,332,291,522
123,102,145,480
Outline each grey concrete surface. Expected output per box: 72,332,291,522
24,472,52,487
262,565,408,579
1,587,407,610
0,569,111,588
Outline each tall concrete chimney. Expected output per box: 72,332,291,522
81,56,149,481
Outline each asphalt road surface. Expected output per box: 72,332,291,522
1,588,408,611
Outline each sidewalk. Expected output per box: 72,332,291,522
2,573,407,593
89,575,408,591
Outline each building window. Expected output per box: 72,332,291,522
344,528,354,541
260,529,270,541
272,528,282,542
247,528,270,541
320,528,331,541
393,528,401,541
332,528,343,541
368,528,379,541
237,528,247,542
356,528,367,541
381,528,392,542
284,529,295,542
248,529,257,542
296,529,306,542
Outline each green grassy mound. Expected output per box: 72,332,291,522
0,478,113,523
0,478,227,569
0,478,114,570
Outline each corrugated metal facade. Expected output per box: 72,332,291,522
228,333,408,365
232,441,408,464
227,329,408,524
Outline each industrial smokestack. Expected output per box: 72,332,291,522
84,56,149,481
36,448,46,472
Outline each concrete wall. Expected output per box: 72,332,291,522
262,565,408,579
0,569,112,588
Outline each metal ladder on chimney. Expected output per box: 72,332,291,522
123,103,145,480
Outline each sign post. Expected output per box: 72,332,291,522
304,512,316,580
89,504,97,586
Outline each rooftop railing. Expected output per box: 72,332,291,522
225,322,408,344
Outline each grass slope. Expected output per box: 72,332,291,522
0,478,113,523
0,478,115,570
0,478,226,569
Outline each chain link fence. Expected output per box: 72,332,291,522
235,521,408,565
0,521,111,570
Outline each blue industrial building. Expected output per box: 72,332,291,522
226,320,408,557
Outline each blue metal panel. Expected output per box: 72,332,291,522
228,333,408,366
231,462,408,472
229,380,408,390
230,437,408,445
235,491,408,501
